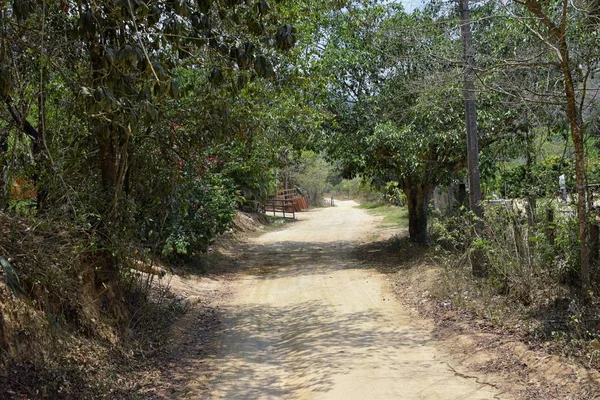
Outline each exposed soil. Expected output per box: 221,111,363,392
139,201,600,399
390,259,600,399
4,201,596,399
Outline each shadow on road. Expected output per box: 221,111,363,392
203,300,435,399
206,235,431,279
151,206,451,399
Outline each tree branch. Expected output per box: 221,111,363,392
5,96,40,143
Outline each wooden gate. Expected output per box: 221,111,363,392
263,189,308,219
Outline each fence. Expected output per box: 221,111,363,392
263,188,309,219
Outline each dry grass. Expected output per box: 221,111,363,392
0,212,191,398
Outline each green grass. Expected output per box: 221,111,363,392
356,202,409,228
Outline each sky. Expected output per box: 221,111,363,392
400,0,426,12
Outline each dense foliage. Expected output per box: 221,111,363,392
1,0,600,393
0,0,337,261
1,0,597,288
0,0,340,382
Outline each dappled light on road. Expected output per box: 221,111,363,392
197,201,502,399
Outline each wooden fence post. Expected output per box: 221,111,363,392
590,210,599,268
546,207,555,247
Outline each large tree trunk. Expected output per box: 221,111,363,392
405,184,433,244
35,61,49,211
89,38,123,286
91,38,116,195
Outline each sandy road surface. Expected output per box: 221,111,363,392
201,200,503,399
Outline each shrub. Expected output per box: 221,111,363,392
162,173,237,259
432,200,580,304
499,155,573,199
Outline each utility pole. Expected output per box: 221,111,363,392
459,0,482,220
459,0,485,277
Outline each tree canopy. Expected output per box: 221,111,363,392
1,0,600,287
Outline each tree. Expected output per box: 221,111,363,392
459,0,483,221
502,0,600,291
312,2,471,243
364,83,466,243
0,1,356,304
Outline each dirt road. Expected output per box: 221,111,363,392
200,200,503,399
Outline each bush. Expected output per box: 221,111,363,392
292,152,334,206
383,181,406,206
162,173,238,259
431,200,580,304
430,207,475,253
331,177,383,202
499,155,573,199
